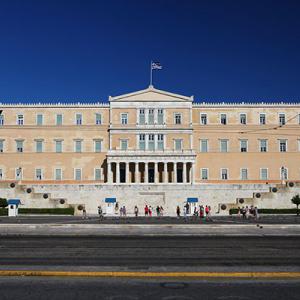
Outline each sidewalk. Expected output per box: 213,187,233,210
1,223,300,236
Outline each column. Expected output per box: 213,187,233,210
134,162,138,183
126,162,130,184
107,161,112,183
164,162,168,183
116,162,120,184
183,162,187,183
174,162,178,183
191,162,195,184
144,162,148,183
154,162,158,183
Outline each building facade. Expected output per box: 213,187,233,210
0,86,300,215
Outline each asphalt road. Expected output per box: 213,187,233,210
0,236,300,268
0,277,300,300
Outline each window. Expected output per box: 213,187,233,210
174,139,182,151
94,140,102,153
15,167,22,180
157,134,164,150
0,140,4,152
201,168,208,180
280,167,288,180
220,114,227,125
17,114,24,125
95,113,102,125
139,134,145,150
121,113,128,125
220,139,228,152
240,113,247,125
241,168,248,180
16,140,24,153
279,139,287,152
157,109,164,125
56,114,63,125
260,168,268,180
174,113,182,125
75,140,82,153
298,113,300,125
200,139,208,152
139,109,145,125
55,168,62,180
148,134,155,151
0,169,3,179
279,113,285,126
260,113,266,125
35,168,42,180
298,140,300,152
35,140,43,153
221,168,228,180
94,168,101,180
148,109,154,125
121,139,128,150
0,114,4,125
200,113,207,125
240,140,248,152
76,113,82,125
74,169,82,180
55,140,63,153
36,114,43,125
260,139,267,152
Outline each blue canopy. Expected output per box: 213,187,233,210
8,199,21,205
105,198,116,203
187,197,198,203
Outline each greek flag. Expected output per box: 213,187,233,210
151,62,162,70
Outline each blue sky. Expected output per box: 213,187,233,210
0,0,300,103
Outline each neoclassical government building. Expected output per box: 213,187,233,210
0,86,300,215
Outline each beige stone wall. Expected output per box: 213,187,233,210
0,106,109,182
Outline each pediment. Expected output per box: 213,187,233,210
109,86,193,102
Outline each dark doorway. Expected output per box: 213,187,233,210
149,168,154,183
120,168,126,183
177,168,183,183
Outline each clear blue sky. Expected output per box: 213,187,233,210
0,0,300,103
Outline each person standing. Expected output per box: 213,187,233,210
149,206,152,217
160,206,164,216
255,206,259,220
82,207,87,219
176,206,181,218
144,205,148,216
134,206,139,217
156,206,160,217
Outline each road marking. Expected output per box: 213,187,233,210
0,271,299,278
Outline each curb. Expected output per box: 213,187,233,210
0,270,300,278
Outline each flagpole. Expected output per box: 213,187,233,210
150,60,153,86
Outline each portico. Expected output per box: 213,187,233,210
106,150,196,184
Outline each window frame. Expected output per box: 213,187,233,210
200,139,208,153
200,113,208,125
120,139,128,150
121,113,128,125
220,168,228,180
56,114,63,126
201,168,209,180
259,139,268,152
240,139,248,152
220,139,228,153
75,113,83,125
220,113,227,125
259,113,266,125
74,168,82,181
174,113,182,125
36,114,44,126
260,168,268,180
279,139,287,152
239,113,247,125
240,168,248,180
174,139,183,151
54,168,63,180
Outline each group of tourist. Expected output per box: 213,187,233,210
144,205,164,217
176,204,212,221
237,206,259,219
